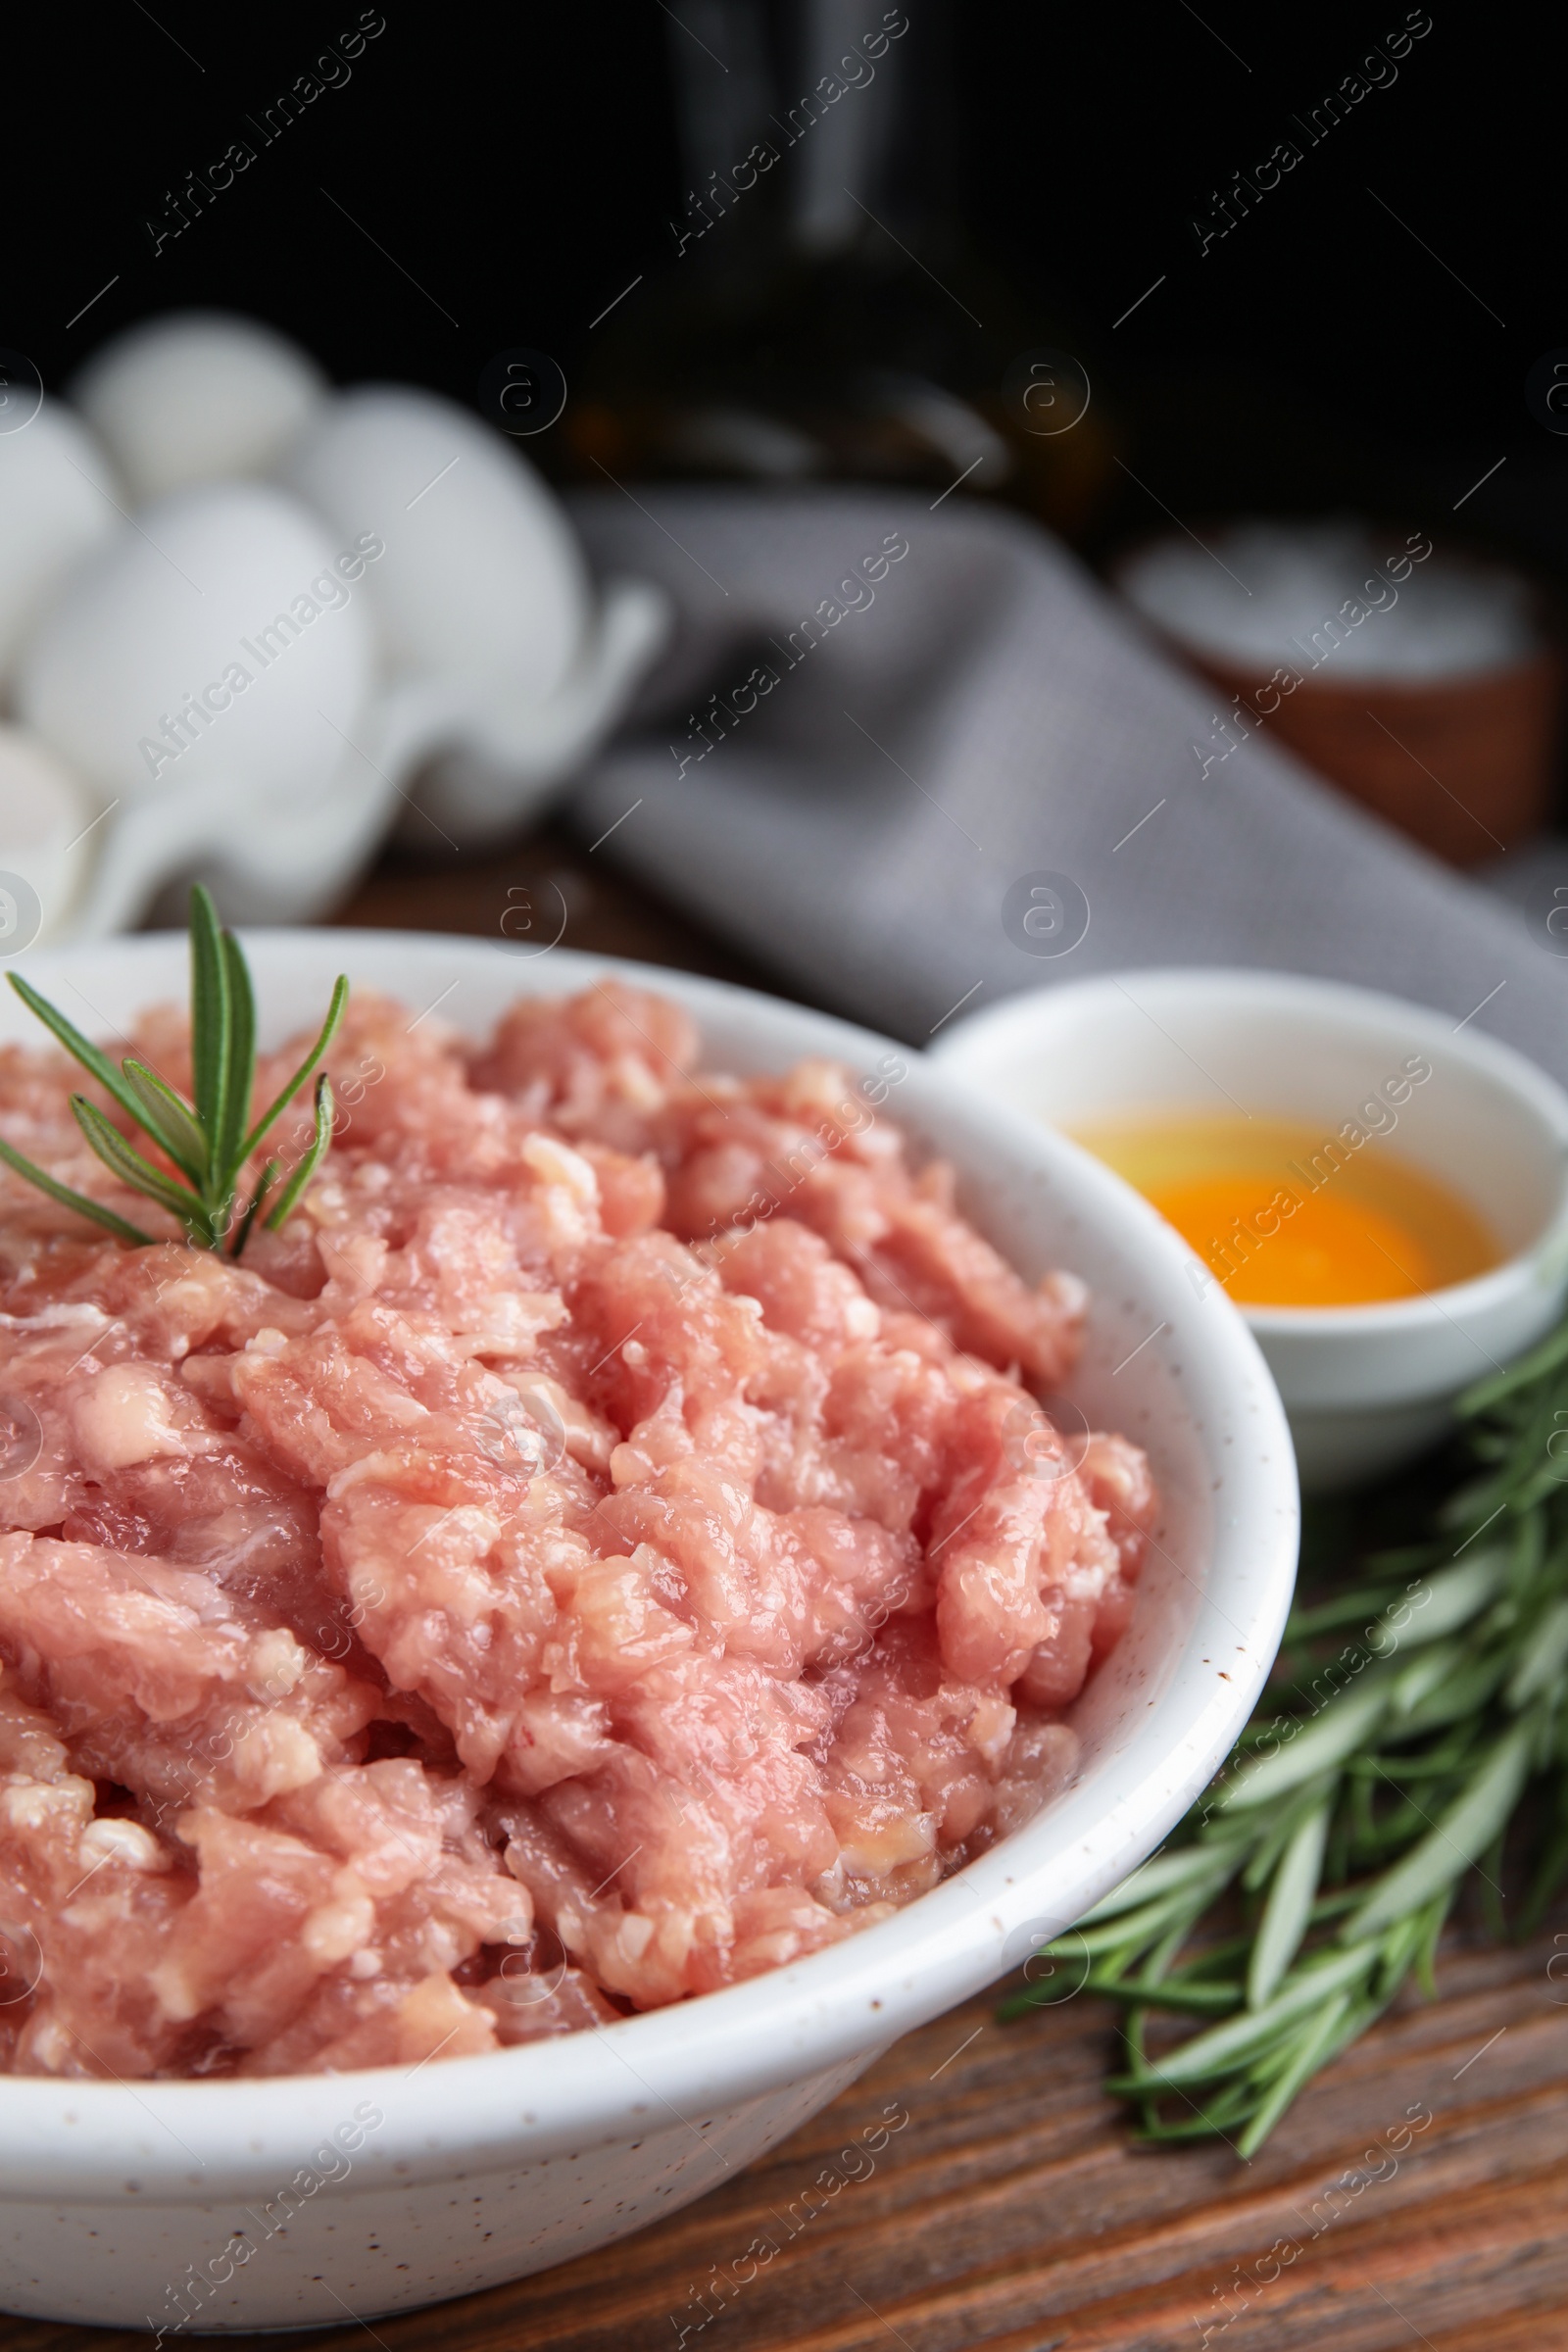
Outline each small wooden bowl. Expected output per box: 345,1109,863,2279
1187,644,1563,868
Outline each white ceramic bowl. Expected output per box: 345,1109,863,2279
0,934,1298,2330
932,968,1568,1492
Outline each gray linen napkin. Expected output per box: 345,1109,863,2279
566,488,1568,1077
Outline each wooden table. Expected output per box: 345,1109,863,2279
5,834,1566,2352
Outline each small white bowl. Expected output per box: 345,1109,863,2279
932,969,1568,1491
0,933,1297,2330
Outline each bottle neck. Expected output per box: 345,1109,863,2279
664,1,952,267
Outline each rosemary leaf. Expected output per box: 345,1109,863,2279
1512,1600,1568,1712
265,1072,334,1231
1219,1676,1393,1810
227,1159,279,1260
216,928,256,1185
1340,1717,1538,1941
1287,1583,1409,1640
1078,1841,1247,1925
1388,1638,1465,1722
6,972,155,1135
0,1132,153,1246
1389,1647,1515,1740
1114,1943,1377,2093
70,1097,211,1237
1247,1801,1330,2010
1085,1974,1241,2016
1236,1990,1350,2158
1459,1317,1568,1413
240,975,348,1165
1370,1547,1512,1653
121,1061,208,1187
1240,1778,1336,1891
188,882,230,1148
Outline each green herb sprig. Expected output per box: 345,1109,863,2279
1004,1319,1568,2156
0,885,346,1257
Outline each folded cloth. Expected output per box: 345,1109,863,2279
566,488,1568,1078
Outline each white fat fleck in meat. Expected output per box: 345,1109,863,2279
519,1132,602,1250
246,1629,310,1702
77,1818,171,1871
70,1364,199,1472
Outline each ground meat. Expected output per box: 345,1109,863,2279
0,981,1153,2077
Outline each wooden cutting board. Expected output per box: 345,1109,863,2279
4,838,1564,2352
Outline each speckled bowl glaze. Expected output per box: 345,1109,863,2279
0,934,1298,2330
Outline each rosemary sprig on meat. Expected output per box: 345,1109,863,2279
0,885,345,1257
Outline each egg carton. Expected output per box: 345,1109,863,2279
0,314,671,948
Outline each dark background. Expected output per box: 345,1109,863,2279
6,1,1561,580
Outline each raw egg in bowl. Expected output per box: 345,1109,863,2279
933,969,1568,1490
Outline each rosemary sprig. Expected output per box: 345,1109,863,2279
0,885,346,1257
1004,1327,1568,2155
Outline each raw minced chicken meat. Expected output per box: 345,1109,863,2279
0,979,1154,2078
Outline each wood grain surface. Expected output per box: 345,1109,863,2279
4,835,1566,2352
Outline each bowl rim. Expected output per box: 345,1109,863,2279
0,931,1298,2197
931,964,1568,1340
1107,526,1556,691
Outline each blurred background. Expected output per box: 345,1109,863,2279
5,0,1566,991
9,2,1555,558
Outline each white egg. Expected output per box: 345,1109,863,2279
274,385,590,698
0,727,99,946
16,482,376,817
0,400,122,694
70,314,327,506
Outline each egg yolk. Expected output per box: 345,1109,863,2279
1070,1114,1497,1308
